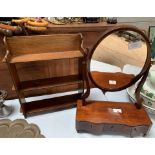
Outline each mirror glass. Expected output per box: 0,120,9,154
90,30,147,90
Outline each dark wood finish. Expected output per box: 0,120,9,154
23,94,80,117
6,63,27,116
20,75,82,92
91,71,135,91
83,25,152,107
46,23,116,33
0,22,117,99
76,25,152,137
88,25,151,93
76,100,152,137
3,34,85,117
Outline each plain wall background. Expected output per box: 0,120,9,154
118,17,155,34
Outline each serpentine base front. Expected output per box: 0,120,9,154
76,100,152,137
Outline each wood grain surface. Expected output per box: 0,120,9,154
0,23,109,99
76,100,151,126
91,71,135,90
76,100,152,136
4,33,85,117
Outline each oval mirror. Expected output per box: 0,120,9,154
90,28,150,91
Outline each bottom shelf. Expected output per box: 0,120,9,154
22,93,81,117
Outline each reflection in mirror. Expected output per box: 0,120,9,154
90,30,147,90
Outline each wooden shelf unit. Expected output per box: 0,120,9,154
3,34,85,117
0,22,120,100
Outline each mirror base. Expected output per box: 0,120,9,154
76,100,152,137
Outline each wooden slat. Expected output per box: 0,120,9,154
20,75,83,92
23,93,81,116
6,34,82,55
9,50,83,63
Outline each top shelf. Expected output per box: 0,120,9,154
4,34,84,63
8,50,83,63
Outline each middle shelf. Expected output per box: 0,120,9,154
19,74,83,92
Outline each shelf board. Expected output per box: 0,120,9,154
20,75,83,92
23,93,81,116
91,71,135,90
9,50,83,63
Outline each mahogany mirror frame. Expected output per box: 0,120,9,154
76,26,152,137
87,25,151,92
80,25,151,108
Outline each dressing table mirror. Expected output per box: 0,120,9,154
76,26,152,137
